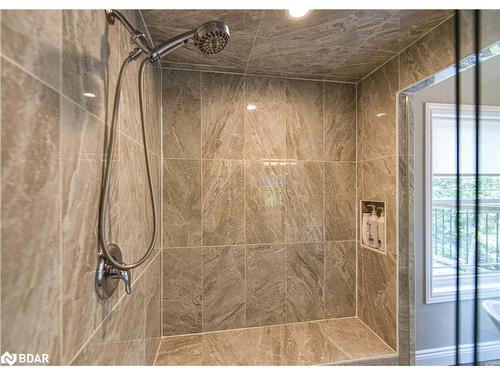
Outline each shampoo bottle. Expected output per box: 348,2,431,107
362,208,371,246
367,205,378,247
376,207,385,250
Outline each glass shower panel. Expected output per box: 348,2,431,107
456,10,500,365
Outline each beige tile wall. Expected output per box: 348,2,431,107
356,11,500,357
161,69,358,336
0,10,162,365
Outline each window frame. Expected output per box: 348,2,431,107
424,102,500,304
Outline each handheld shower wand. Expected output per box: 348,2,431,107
96,10,230,299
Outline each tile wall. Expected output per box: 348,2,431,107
357,10,500,358
161,70,357,336
0,10,162,365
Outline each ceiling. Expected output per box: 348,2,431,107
141,9,452,82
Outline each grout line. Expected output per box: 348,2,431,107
159,59,164,340
162,156,355,163
161,65,358,85
160,315,358,340
68,250,162,365
161,240,356,251
200,71,204,333
0,11,2,352
243,13,264,74
243,76,248,328
152,336,163,366
58,10,64,364
355,82,359,318
284,78,288,324
322,81,326,319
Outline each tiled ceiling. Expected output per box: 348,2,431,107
141,9,452,82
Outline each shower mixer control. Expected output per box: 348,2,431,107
95,244,132,299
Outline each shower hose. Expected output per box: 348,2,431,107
98,53,158,271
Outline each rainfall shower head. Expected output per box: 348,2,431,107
150,21,230,62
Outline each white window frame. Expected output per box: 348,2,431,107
425,102,500,304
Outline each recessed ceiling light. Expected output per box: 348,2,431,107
246,103,257,111
83,92,96,98
286,9,311,19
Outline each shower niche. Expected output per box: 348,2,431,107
360,200,386,253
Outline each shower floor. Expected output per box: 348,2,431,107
154,317,396,366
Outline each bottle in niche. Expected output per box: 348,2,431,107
362,209,371,245
367,205,378,247
376,207,385,250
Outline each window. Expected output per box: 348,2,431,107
425,102,500,303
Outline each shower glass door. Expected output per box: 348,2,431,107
456,9,500,365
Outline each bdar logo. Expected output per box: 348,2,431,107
1,352,17,366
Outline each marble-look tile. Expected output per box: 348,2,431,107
163,248,202,335
59,97,120,363
1,10,62,88
358,157,397,254
397,10,453,51
62,10,107,121
162,69,201,158
155,317,394,366
244,75,286,159
286,243,324,323
324,82,356,161
72,255,162,365
285,162,323,243
142,9,264,38
245,161,285,244
141,10,452,81
258,10,360,46
202,325,285,365
358,247,398,350
163,33,255,72
248,38,348,79
399,17,455,90
286,80,323,160
324,162,356,241
155,335,202,365
331,48,397,81
282,317,394,365
163,159,201,247
142,63,162,157
1,58,60,363
202,160,244,246
201,72,244,159
246,244,286,327
202,246,246,331
358,57,398,161
358,10,452,53
117,134,161,274
281,321,343,365
324,242,356,318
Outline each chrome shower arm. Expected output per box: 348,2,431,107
105,9,152,55
150,30,195,62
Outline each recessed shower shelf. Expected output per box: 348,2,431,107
155,317,396,366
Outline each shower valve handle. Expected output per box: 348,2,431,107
110,267,132,294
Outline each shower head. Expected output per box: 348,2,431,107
150,21,230,62
193,21,230,55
